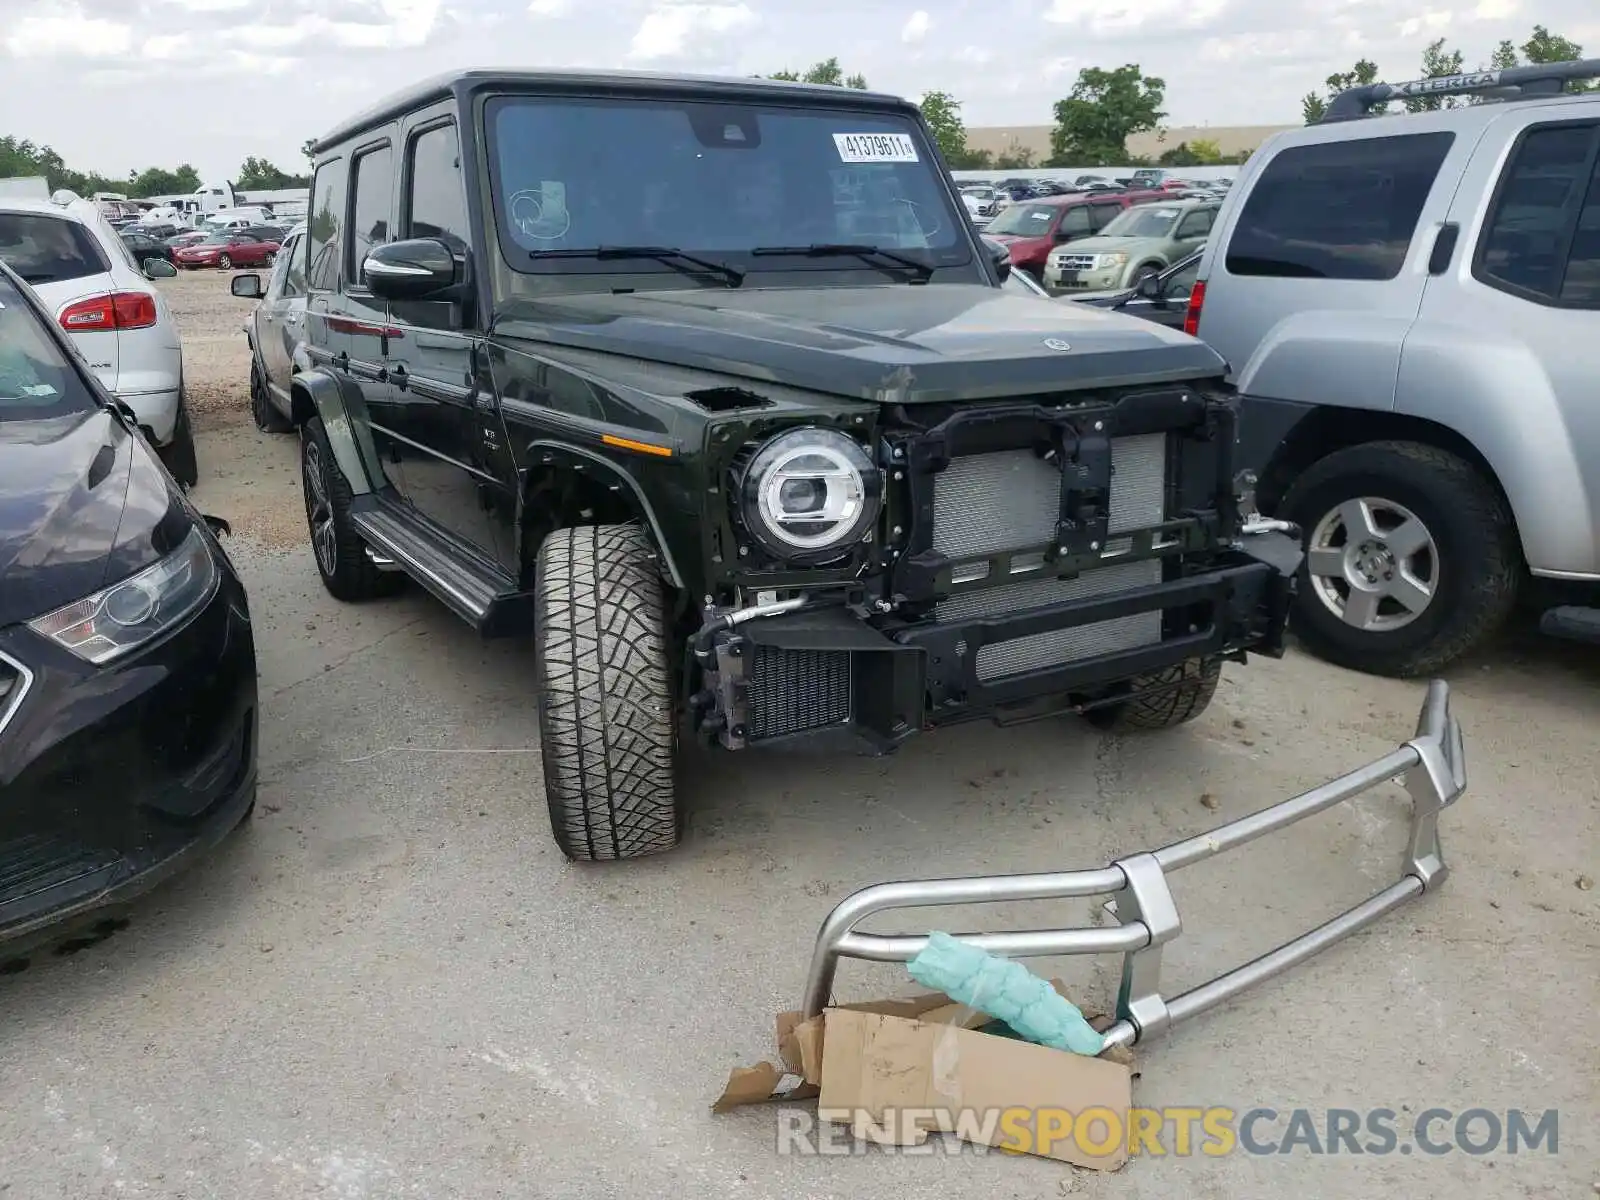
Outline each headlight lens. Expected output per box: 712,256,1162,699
738,427,882,563
28,526,219,664
1097,252,1129,268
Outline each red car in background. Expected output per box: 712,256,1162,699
173,231,281,271
978,190,1167,281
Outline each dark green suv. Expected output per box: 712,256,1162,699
289,69,1300,860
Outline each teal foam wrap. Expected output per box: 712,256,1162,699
906,931,1106,1056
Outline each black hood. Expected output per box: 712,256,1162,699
0,408,190,628
492,283,1224,405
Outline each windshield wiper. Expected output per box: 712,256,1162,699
749,243,935,283
530,245,743,288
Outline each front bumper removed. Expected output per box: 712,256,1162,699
800,680,1466,1047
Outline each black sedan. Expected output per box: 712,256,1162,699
119,229,177,268
0,260,257,952
1066,248,1204,331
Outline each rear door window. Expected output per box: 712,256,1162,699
1224,132,1455,280
0,213,108,286
1087,202,1122,232
1475,121,1600,308
1058,206,1093,238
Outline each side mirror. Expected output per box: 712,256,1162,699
363,238,460,300
984,238,1012,282
230,273,264,299
143,258,178,280
1135,273,1164,301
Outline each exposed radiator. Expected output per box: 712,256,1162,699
932,433,1168,682
746,645,852,740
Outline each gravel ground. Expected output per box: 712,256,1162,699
1,269,1595,1199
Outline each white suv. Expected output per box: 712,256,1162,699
0,190,196,485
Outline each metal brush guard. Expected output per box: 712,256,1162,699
801,680,1466,1047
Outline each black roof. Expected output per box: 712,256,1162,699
309,68,917,156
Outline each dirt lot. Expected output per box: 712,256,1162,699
0,269,1595,1198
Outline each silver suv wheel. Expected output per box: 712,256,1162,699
1306,496,1437,631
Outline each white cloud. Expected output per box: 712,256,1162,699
528,0,573,13
627,2,757,61
5,6,133,58
1470,0,1517,17
1043,0,1227,33
902,10,931,42
1398,9,1453,37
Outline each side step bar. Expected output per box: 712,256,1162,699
801,680,1466,1048
349,501,534,637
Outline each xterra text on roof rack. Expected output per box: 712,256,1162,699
286,69,1300,860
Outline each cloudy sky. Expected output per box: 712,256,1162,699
2,0,1593,182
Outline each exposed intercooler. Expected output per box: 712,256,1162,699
932,433,1168,681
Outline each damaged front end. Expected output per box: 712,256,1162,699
687,385,1300,753
800,680,1467,1045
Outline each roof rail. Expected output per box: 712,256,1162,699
1321,57,1600,122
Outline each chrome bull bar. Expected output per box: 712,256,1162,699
801,680,1466,1048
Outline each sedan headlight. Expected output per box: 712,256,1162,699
737,427,882,563
28,527,219,665
1096,252,1129,269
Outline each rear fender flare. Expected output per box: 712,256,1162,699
290,368,380,496
520,439,685,591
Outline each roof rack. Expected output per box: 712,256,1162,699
1321,57,1600,122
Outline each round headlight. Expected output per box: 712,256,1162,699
738,427,882,563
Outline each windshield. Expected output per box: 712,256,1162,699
0,213,107,286
983,203,1061,236
1099,206,1184,239
0,274,98,420
485,95,970,284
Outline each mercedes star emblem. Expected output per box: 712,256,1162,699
1043,338,1072,352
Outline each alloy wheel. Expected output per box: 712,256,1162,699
302,439,337,577
1306,496,1438,631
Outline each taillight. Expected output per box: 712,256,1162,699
58,292,159,332
1182,280,1206,337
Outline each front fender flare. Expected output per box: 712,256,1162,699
292,368,379,497
522,439,686,591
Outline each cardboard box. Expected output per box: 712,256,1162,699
714,984,1135,1171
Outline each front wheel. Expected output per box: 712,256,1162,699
218,253,232,270
1280,440,1521,677
1130,263,1161,287
534,524,680,862
300,417,404,602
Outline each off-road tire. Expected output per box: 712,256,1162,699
1085,657,1222,732
162,393,199,488
1281,440,1521,677
534,524,680,862
300,416,404,602
249,355,292,432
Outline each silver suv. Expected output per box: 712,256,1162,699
1190,58,1600,676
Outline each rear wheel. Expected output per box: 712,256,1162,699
1084,657,1222,732
161,393,199,488
300,416,404,602
534,524,680,862
249,355,292,433
1280,440,1521,677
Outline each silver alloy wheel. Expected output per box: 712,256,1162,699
1306,496,1438,631
303,440,337,577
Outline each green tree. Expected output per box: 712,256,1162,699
1048,65,1166,166
1301,58,1380,123
994,148,1036,171
237,156,309,190
1157,141,1200,167
765,58,868,88
918,90,968,164
1404,38,1467,111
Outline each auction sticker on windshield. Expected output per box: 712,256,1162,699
834,133,919,163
